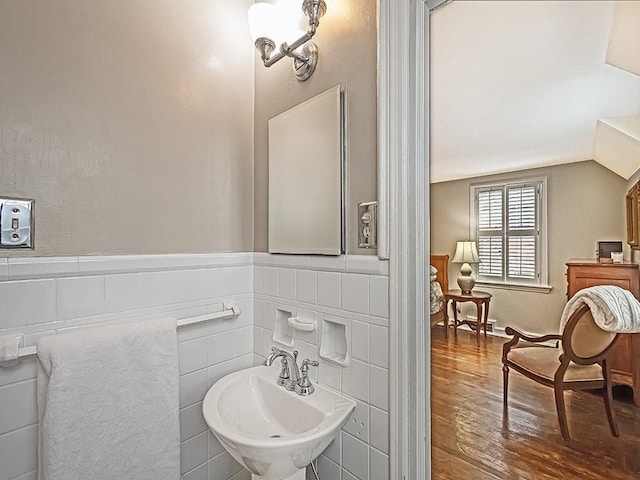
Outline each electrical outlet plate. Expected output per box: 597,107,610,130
0,197,34,249
358,201,377,248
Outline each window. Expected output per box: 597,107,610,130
471,179,547,289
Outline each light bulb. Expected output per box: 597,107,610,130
248,3,275,42
274,0,307,45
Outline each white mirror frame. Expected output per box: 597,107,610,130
379,0,444,478
268,86,345,255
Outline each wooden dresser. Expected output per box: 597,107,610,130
566,259,640,406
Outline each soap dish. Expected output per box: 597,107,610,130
288,316,316,332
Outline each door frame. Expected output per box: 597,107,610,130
378,0,435,477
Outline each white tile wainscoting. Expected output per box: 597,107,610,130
0,252,389,480
0,254,254,480
253,253,390,480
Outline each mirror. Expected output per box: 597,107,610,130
268,85,345,255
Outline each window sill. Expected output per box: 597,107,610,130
475,281,553,294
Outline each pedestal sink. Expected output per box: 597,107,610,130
202,365,355,480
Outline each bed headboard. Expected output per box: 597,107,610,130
430,254,449,291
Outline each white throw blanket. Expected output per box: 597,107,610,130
560,286,640,333
37,318,180,480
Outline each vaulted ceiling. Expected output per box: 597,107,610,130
430,1,640,183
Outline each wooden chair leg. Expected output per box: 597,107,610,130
603,361,620,437
502,364,509,405
554,384,570,440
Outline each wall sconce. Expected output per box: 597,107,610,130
248,0,327,81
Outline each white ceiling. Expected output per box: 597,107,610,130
430,1,640,183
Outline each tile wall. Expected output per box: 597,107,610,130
0,252,390,480
253,253,390,480
0,254,254,480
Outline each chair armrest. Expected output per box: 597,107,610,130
502,327,562,361
504,327,562,344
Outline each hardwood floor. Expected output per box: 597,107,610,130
431,327,640,480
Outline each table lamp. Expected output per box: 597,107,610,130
452,240,480,294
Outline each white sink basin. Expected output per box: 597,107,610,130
202,365,355,480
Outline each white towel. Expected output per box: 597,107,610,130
560,286,640,334
37,318,180,480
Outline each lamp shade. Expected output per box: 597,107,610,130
452,241,480,264
248,3,275,42
274,0,307,44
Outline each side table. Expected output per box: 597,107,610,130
443,289,492,346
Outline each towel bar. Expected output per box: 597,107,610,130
0,302,241,368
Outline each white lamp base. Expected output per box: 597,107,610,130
457,262,475,294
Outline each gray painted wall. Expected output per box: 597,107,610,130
1,0,378,257
431,160,627,335
0,0,255,256
253,0,378,255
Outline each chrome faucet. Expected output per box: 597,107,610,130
264,347,301,391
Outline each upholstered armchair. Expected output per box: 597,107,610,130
502,304,620,440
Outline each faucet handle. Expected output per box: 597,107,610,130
301,359,319,370
296,359,319,396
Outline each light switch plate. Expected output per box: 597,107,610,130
0,197,34,248
358,201,377,249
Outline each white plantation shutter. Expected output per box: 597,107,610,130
477,236,503,277
477,190,503,277
508,236,536,279
473,181,545,286
506,185,538,280
507,186,536,230
478,190,502,230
